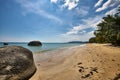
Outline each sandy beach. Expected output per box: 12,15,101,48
30,44,120,80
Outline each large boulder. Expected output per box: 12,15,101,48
0,46,36,80
28,41,42,46
3,43,8,45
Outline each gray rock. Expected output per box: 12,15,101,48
28,41,42,46
3,43,8,45
0,46,36,80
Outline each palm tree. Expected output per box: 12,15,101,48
89,7,120,46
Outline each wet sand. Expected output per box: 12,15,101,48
30,44,120,80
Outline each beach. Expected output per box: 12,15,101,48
30,44,120,80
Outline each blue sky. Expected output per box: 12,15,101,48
0,0,120,42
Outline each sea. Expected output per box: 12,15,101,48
0,42,86,53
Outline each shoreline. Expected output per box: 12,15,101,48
30,44,120,80
33,44,85,65
34,43,86,53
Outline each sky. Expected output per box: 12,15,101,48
0,0,120,42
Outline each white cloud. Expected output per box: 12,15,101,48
82,16,103,29
61,15,103,41
105,5,120,15
105,7,117,15
62,0,79,10
96,0,112,12
50,0,80,10
15,0,62,23
62,31,95,41
51,0,58,3
66,15,102,35
94,0,103,7
65,25,84,35
96,0,120,12
76,7,89,16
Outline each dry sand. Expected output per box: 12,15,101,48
30,44,120,80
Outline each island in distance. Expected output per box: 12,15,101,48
68,41,88,43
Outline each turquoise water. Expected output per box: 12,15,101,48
0,42,85,53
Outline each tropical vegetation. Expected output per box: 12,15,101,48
89,7,120,46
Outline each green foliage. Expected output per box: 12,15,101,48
89,7,120,46
89,37,96,43
117,32,120,40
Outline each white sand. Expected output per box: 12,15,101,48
30,44,120,80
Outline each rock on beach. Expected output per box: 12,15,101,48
0,46,36,80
